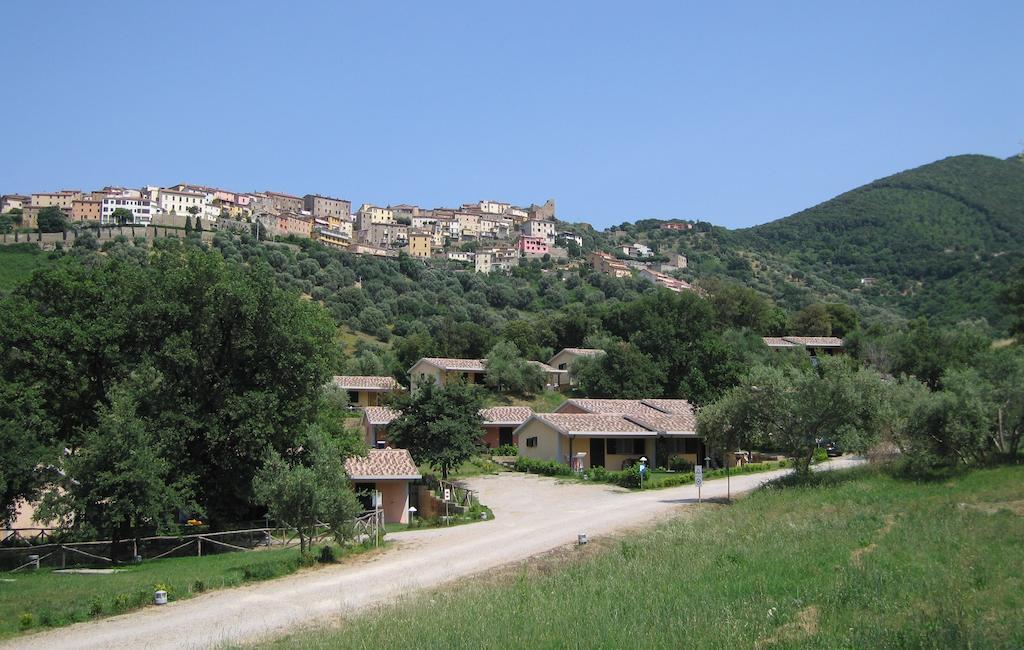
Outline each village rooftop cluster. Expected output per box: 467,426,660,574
0,185,695,290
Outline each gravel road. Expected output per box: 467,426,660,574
4,458,861,649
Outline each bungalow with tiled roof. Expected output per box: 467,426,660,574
516,398,704,469
332,375,403,407
344,448,421,524
480,406,533,448
527,360,568,389
360,406,401,447
408,358,487,391
547,348,605,388
763,336,844,360
360,405,534,450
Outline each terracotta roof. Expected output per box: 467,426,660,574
560,348,604,356
640,399,695,415
332,375,402,391
764,336,844,348
763,337,798,348
480,406,533,426
626,411,697,436
417,358,487,372
534,413,650,435
782,336,844,347
363,407,400,426
527,360,565,373
559,399,665,418
344,448,421,480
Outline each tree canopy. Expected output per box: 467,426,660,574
387,380,484,479
0,243,339,526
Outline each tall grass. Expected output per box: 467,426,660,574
273,466,1024,648
2,542,374,639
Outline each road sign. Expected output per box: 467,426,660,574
444,488,451,502
694,465,703,488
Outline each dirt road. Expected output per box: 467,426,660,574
5,459,861,649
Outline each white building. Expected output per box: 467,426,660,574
522,218,556,244
475,252,493,273
157,188,209,220
101,195,157,225
478,200,511,215
557,231,583,247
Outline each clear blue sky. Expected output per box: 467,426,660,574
2,1,1021,229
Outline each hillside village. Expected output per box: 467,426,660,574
0,186,696,294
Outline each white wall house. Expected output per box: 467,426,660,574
101,195,157,225
523,218,556,244
157,189,209,220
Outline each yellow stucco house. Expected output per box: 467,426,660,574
332,375,403,407
546,348,605,387
516,398,702,470
408,358,487,392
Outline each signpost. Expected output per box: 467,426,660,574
695,465,703,505
443,487,451,525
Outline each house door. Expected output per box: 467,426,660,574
589,438,605,469
499,427,514,447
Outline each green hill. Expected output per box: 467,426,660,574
740,154,1024,330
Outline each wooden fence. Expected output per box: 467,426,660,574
2,512,383,572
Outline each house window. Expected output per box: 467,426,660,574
606,439,618,455
526,437,538,448
632,439,645,455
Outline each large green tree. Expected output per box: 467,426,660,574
698,356,884,474
484,340,546,395
0,244,337,525
37,206,68,232
572,342,665,399
387,380,484,479
253,428,362,554
38,377,188,556
601,290,745,403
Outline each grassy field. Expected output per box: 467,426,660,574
485,389,567,413
2,542,378,640
272,465,1024,648
0,244,52,292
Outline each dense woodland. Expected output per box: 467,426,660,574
1,151,1023,542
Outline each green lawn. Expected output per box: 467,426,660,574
3,542,377,639
485,389,567,412
0,244,53,292
271,465,1024,648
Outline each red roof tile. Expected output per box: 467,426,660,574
344,449,421,480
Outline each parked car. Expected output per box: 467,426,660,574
817,439,843,457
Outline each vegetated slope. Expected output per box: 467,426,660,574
741,154,1024,330
272,465,1024,648
0,244,53,292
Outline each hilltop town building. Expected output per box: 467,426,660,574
304,194,351,229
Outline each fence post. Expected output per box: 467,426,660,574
197,537,203,557
61,547,66,569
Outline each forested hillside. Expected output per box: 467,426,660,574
742,154,1024,329
603,154,1024,332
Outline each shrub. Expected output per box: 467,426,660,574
813,448,829,463
617,465,642,488
493,444,518,456
191,580,207,594
18,612,33,630
318,545,337,564
668,455,694,471
514,456,573,476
